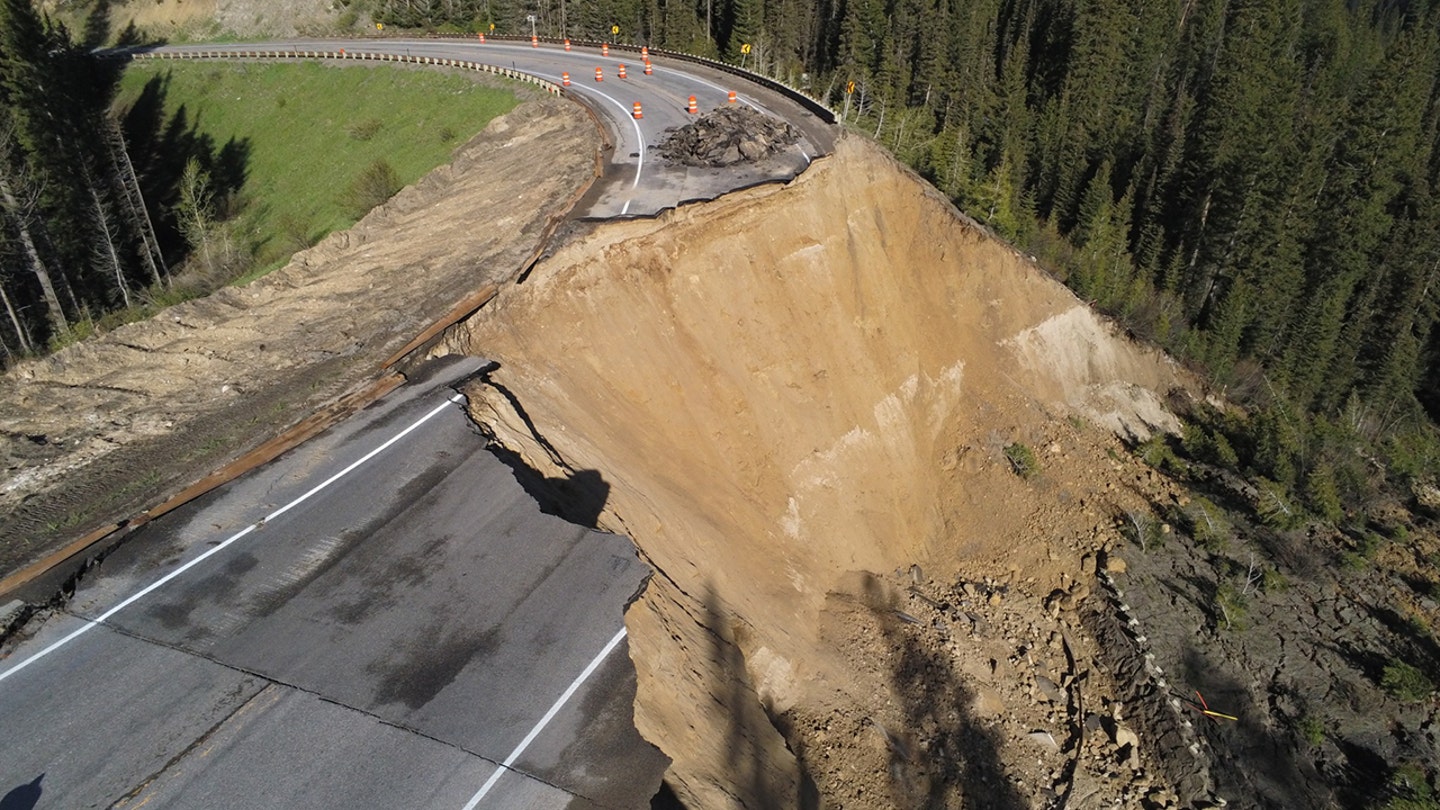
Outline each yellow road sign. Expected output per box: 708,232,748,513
846,80,855,94
375,22,383,30
489,22,495,31
612,25,620,34
740,43,751,54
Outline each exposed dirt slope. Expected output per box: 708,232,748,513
451,135,1204,807
0,98,598,579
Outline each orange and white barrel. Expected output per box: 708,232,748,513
562,71,571,86
595,67,603,81
478,33,485,43
641,46,649,58
727,90,737,103
564,39,571,51
632,102,643,119
687,95,698,113
643,61,652,75
618,63,627,79
601,43,609,56
531,35,538,47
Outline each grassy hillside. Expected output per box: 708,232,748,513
115,60,518,277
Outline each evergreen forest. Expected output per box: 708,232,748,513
376,0,1440,517
4,0,1440,518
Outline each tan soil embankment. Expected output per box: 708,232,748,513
0,98,599,580
451,135,1204,806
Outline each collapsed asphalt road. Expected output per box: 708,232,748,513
0,357,667,809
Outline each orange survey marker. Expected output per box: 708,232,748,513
687,95,698,113
561,71,571,86
618,63,627,79
595,67,603,82
1179,691,1238,722
633,102,643,119
727,90,737,103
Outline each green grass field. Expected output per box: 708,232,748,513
115,61,519,275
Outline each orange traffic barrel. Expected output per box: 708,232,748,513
727,90,737,103
564,39,571,51
687,95,698,113
531,35,538,47
641,46,649,58
633,101,643,119
478,33,485,43
618,63,627,79
601,43,609,56
595,67,603,82
644,61,653,75
562,71,571,86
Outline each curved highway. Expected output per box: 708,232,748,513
152,38,838,218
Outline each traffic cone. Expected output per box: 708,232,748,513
595,67,603,82
601,43,609,56
564,39,571,51
618,63,627,79
562,71,571,86
687,95,698,113
633,101,643,119
727,90,737,103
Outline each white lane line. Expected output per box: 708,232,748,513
0,393,465,686
535,76,646,190
621,199,632,215
460,626,628,809
451,43,646,193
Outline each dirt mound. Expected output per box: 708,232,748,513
449,135,1202,807
658,105,800,167
0,98,599,579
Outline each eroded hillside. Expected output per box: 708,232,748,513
448,136,1212,807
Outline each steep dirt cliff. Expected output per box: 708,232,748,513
449,136,1207,807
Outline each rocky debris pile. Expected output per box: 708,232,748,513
657,105,800,167
786,562,1199,809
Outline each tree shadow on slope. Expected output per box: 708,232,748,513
705,584,822,809
857,573,1027,809
1179,644,1334,809
117,71,251,268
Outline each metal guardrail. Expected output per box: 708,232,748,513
113,38,837,126
421,33,838,125
124,48,565,96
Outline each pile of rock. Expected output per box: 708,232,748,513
657,105,800,167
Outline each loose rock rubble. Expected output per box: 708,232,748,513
657,105,800,167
